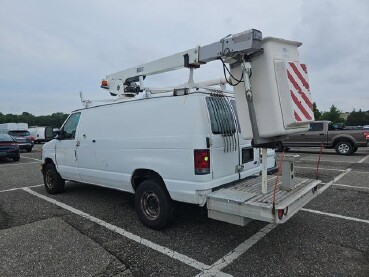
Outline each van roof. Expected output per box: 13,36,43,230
73,89,235,113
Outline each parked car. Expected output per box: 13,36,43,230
281,121,369,155
0,134,20,161
7,130,34,152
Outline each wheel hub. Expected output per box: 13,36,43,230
141,191,160,220
338,144,349,154
45,171,54,189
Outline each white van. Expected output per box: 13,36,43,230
42,90,275,228
29,126,54,143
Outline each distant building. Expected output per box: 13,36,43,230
340,112,350,121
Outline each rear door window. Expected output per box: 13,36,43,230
206,97,236,135
309,123,323,132
8,131,30,137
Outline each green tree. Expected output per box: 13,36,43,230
346,109,369,126
321,105,344,123
0,112,68,128
312,102,321,120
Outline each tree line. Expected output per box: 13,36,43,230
313,103,369,126
0,112,69,129
1,104,368,129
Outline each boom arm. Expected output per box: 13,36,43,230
103,29,262,96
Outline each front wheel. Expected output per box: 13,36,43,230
335,141,353,155
135,180,173,229
43,163,65,194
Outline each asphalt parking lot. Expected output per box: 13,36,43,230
1,144,368,276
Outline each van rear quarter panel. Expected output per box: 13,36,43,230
76,95,212,199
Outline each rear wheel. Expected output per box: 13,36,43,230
335,141,353,155
135,180,173,229
43,163,65,194
13,155,20,162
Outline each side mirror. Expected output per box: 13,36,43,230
54,129,61,140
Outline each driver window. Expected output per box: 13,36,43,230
61,113,81,140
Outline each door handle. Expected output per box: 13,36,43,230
319,134,324,136
76,141,80,147
92,139,96,143
300,134,306,136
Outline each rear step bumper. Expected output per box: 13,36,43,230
207,176,320,226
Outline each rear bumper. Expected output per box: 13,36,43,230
207,176,321,225
18,143,33,149
0,149,20,159
355,142,368,147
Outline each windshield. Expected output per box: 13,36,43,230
8,130,30,137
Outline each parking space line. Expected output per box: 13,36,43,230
22,187,218,274
20,156,42,162
318,169,351,194
295,166,345,172
0,161,40,167
195,223,276,277
0,184,43,193
333,183,369,191
358,154,369,163
301,208,369,224
301,159,354,164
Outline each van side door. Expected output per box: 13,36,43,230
55,112,81,181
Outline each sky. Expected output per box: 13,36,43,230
0,0,368,115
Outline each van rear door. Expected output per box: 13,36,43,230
205,96,241,183
229,99,260,178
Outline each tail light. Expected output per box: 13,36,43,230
194,149,210,175
363,132,369,140
277,209,284,220
0,142,17,146
30,136,35,141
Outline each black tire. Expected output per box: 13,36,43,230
335,141,353,155
43,163,65,194
352,146,358,153
13,155,20,162
135,180,173,229
26,147,32,153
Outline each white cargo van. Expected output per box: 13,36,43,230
42,90,275,228
29,126,54,143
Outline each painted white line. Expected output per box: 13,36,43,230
318,169,351,194
301,159,354,164
20,156,42,162
0,161,40,167
333,183,369,191
295,166,345,172
0,184,43,193
358,154,369,163
22,187,213,273
195,223,276,276
301,208,369,224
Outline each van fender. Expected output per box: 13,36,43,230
131,168,170,197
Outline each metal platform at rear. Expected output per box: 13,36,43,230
207,175,320,226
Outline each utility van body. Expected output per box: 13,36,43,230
42,30,321,229
43,91,274,205
29,126,54,143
